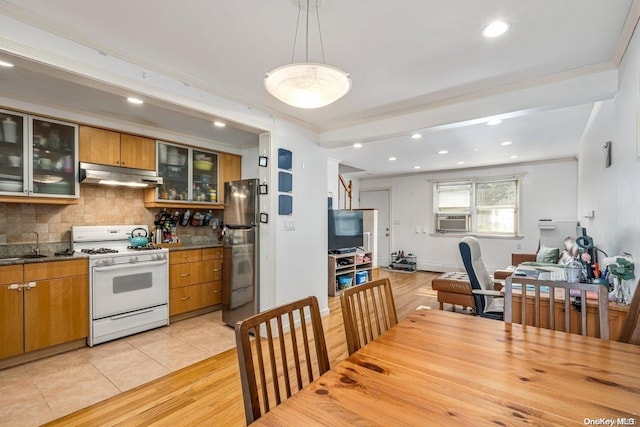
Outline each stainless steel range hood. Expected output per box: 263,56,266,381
79,162,163,188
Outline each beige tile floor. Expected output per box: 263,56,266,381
0,311,236,427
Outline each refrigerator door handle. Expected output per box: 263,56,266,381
225,225,256,230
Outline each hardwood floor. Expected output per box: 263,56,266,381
44,270,442,427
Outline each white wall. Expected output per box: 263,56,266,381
268,122,329,313
579,23,640,295
359,160,577,273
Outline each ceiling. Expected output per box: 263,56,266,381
0,0,638,177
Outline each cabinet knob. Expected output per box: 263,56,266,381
181,296,191,301
180,273,191,277
8,284,21,291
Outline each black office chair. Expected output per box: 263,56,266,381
459,236,504,320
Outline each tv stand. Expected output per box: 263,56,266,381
329,247,357,255
328,251,373,296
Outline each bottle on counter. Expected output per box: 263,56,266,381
202,210,212,226
180,209,191,226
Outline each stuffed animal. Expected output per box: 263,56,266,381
558,236,579,265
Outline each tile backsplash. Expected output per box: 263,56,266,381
0,186,221,246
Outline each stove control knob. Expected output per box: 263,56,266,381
129,256,138,264
153,253,166,260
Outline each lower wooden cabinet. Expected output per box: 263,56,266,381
169,282,222,316
0,259,88,360
169,247,222,318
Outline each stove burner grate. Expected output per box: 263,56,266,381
127,245,159,251
81,248,119,255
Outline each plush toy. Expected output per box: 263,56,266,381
558,236,580,265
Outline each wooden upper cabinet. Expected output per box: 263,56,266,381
219,153,241,203
79,126,121,166
120,134,155,170
79,125,155,171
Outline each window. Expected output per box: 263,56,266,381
433,177,519,235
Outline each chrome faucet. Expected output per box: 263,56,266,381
31,231,40,255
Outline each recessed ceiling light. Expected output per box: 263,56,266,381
353,142,362,148
457,161,465,165
213,121,226,128
413,165,421,169
482,21,509,38
510,155,518,159
411,133,422,140
501,141,512,146
127,97,144,105
438,150,448,155
0,60,14,68
388,156,397,161
487,119,502,126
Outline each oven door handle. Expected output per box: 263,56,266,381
93,259,168,272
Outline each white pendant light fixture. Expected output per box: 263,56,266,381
264,0,351,109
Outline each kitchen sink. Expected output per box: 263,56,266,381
20,254,47,259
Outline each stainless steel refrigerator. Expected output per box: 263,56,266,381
222,178,259,326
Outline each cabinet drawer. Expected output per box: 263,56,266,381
169,263,196,288
169,249,202,265
0,265,23,285
203,247,222,260
169,282,218,316
211,280,222,305
24,259,88,282
202,259,223,282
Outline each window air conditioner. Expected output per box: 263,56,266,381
436,214,470,232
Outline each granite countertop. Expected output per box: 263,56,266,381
0,251,89,266
0,236,221,266
168,243,222,251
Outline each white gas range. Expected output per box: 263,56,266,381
72,225,169,346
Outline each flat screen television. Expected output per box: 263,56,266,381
328,210,363,253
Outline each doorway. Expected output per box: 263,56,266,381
360,189,390,267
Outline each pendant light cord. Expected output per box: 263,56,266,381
315,0,326,64
289,0,327,65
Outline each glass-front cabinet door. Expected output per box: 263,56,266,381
192,149,219,203
0,109,28,195
30,116,78,198
156,141,219,204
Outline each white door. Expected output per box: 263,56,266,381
360,190,390,267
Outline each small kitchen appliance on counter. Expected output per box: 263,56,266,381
72,225,169,346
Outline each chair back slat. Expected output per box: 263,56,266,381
235,296,330,424
340,278,398,355
505,277,609,340
618,280,640,345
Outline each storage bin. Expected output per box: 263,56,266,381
337,275,353,289
355,271,369,285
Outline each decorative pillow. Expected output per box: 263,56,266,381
536,245,560,264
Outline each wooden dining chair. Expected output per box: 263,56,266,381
340,278,398,355
618,279,640,345
504,277,610,340
235,296,330,424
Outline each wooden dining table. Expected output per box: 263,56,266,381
252,308,640,426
